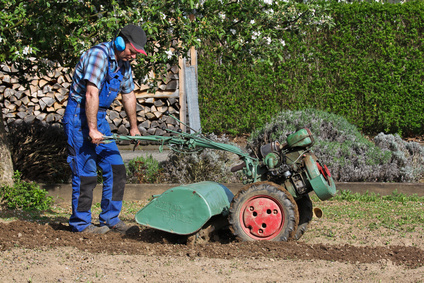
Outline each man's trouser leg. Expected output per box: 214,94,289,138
63,100,100,232
96,111,126,227
67,131,98,232
96,142,126,227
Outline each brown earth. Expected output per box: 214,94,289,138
0,216,423,282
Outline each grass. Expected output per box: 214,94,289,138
306,190,424,245
314,190,424,232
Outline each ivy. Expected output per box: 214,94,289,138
199,1,424,136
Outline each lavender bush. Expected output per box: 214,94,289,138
249,109,424,182
160,134,244,184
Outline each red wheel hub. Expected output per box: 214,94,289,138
240,195,284,240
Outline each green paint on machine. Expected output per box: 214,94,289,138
135,181,234,235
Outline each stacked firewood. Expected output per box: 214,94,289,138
0,63,181,135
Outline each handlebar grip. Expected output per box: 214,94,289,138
87,136,110,143
231,162,246,172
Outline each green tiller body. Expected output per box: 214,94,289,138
105,126,336,241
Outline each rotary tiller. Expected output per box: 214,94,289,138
103,126,336,242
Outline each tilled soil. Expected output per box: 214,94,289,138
1,220,423,268
0,219,423,283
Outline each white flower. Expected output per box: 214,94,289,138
265,8,274,15
0,36,3,43
252,31,261,40
160,12,166,20
165,50,173,59
265,37,271,45
22,46,32,55
250,20,255,25
280,39,286,46
263,0,273,4
230,29,236,35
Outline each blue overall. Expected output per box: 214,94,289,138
63,45,126,232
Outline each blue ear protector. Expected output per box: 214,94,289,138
115,36,126,51
114,29,126,51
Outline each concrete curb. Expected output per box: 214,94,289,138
42,182,424,204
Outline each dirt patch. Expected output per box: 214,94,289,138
404,134,424,145
0,219,423,282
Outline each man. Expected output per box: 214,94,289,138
63,24,147,234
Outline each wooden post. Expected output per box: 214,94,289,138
189,14,198,74
190,46,197,70
178,56,187,132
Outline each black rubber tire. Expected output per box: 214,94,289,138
229,181,298,242
294,195,313,240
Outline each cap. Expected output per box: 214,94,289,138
120,24,147,56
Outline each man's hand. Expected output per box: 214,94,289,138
129,127,141,137
129,128,141,150
89,129,104,144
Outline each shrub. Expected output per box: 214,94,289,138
0,171,53,210
160,134,244,184
126,154,166,184
248,109,424,182
374,133,424,182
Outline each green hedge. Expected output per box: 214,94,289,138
198,1,424,136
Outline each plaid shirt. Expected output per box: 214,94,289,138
69,42,134,103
